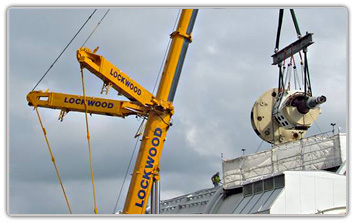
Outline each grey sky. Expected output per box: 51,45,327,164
8,7,347,214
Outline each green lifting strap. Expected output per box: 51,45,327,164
290,9,302,37
274,9,304,90
275,9,302,52
275,9,284,52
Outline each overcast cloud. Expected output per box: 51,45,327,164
8,7,347,214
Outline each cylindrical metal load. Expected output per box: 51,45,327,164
291,95,326,114
251,88,326,144
307,95,327,109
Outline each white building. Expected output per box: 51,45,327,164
159,133,347,215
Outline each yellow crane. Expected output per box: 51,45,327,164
27,9,198,214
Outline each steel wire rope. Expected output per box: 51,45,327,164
152,9,181,94
304,50,312,96
31,9,97,91
255,139,264,153
290,51,299,90
299,52,305,88
112,135,141,214
152,110,171,127
34,107,72,214
82,9,110,47
294,62,301,90
309,112,323,133
80,68,98,214
285,62,292,90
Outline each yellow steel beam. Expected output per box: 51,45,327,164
27,90,148,118
77,48,155,107
122,9,198,214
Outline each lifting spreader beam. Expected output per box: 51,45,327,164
272,32,313,65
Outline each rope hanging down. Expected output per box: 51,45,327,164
32,9,97,91
80,68,98,214
34,107,72,214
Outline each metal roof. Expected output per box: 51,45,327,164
160,174,285,214
160,187,219,214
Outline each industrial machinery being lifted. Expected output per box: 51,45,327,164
251,9,326,145
27,9,198,214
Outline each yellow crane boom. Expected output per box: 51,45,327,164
122,9,198,214
77,47,155,107
27,90,148,119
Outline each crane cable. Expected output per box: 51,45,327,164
34,107,72,214
80,67,98,214
152,9,181,94
31,9,97,91
82,9,111,47
112,135,141,214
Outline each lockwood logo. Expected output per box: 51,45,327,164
110,69,142,95
135,127,162,208
64,97,114,109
